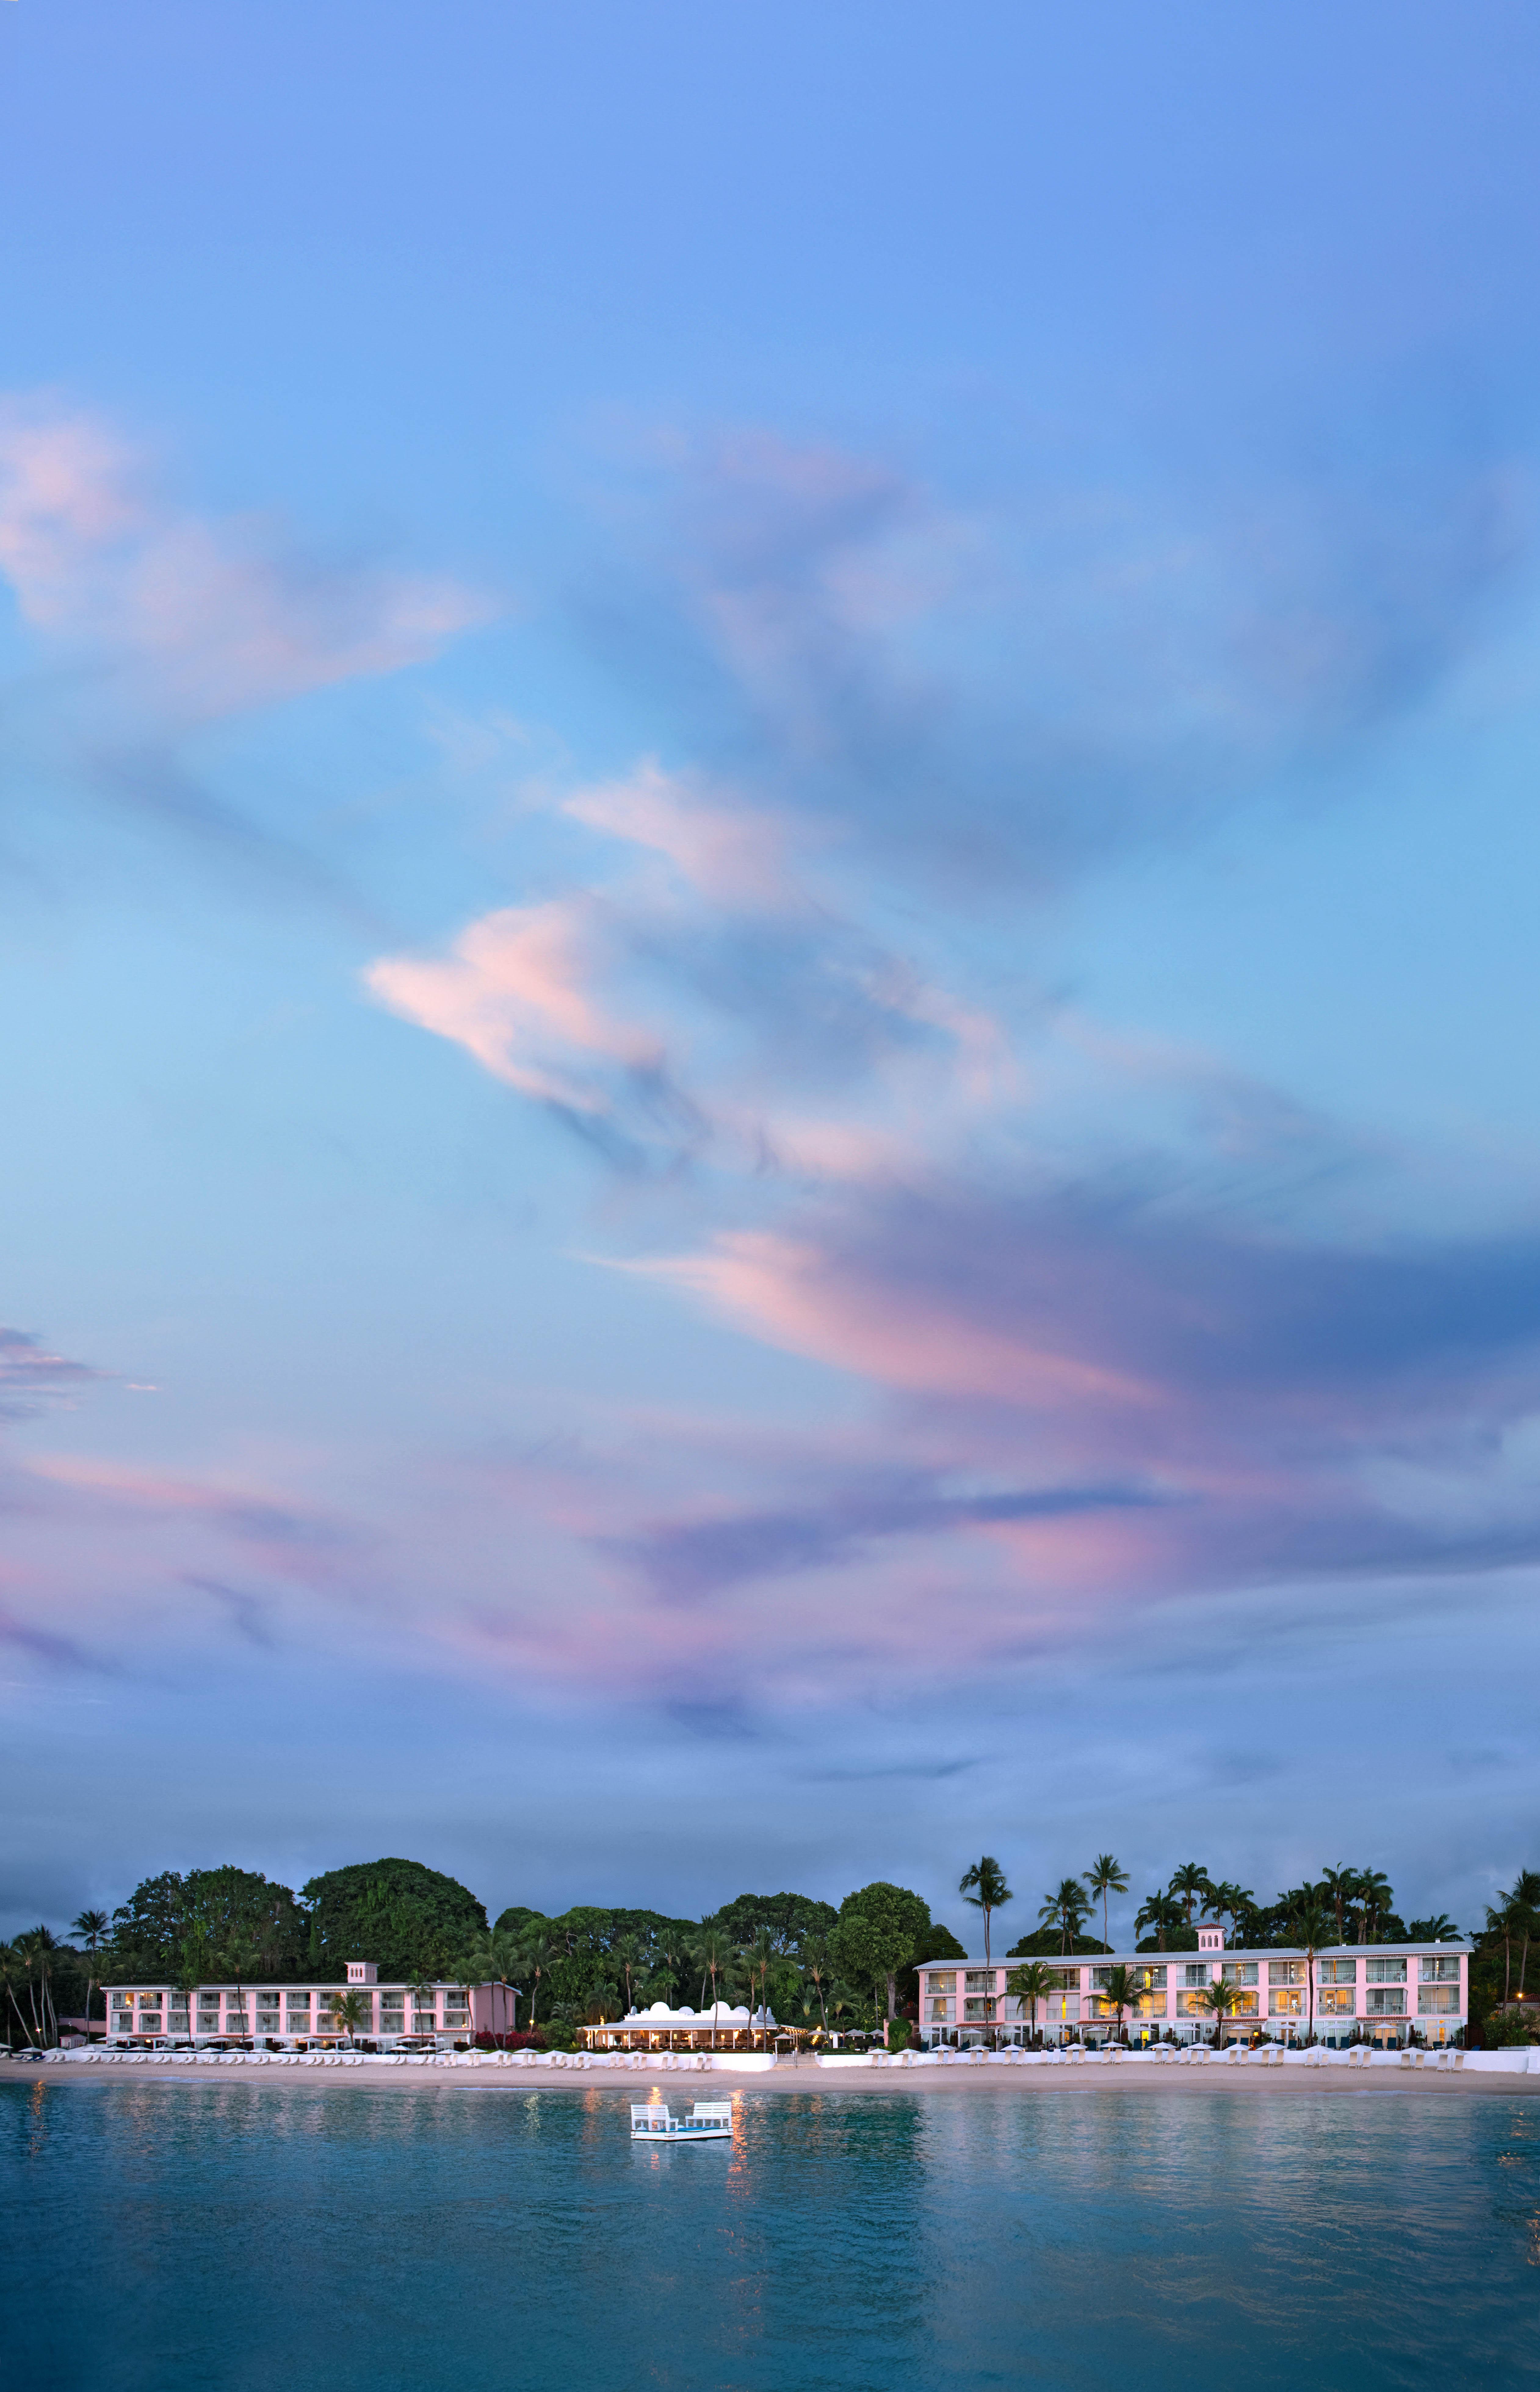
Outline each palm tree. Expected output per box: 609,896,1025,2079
1168,1864,1213,1930
71,1909,110,2036
958,1856,1013,1973
0,1943,30,2048
1006,1960,1056,2046
744,1926,777,2049
1406,1913,1459,1943
1097,1963,1141,2045
1501,1872,1540,2001
1209,1881,1255,1945
1038,1879,1090,1957
1135,1890,1181,1952
692,1927,735,2049
1356,1871,1394,1944
14,1928,60,2046
801,1933,832,2032
330,1989,371,2047
611,1931,648,2017
1084,1856,1128,1952
512,1933,556,2032
1196,1975,1242,2047
1287,1896,1333,2042
1318,1867,1359,1948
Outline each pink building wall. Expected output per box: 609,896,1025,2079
918,1939,1468,2047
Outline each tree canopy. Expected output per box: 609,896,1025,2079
831,1881,934,2019
704,1891,839,1951
110,1868,309,1982
302,1859,486,1981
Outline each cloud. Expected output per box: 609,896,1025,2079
365,894,676,1119
0,394,488,726
0,1328,102,1422
575,424,1527,890
560,758,800,909
630,1172,1540,1601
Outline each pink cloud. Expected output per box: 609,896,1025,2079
628,1229,1153,1408
0,395,487,721
561,759,800,910
365,897,667,1113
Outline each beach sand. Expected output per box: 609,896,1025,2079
5,2053,1534,2098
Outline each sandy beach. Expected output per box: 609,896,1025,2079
7,2052,1536,2098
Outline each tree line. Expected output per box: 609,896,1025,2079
5,1850,1536,2050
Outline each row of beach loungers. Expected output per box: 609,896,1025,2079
30,2043,1466,2071
861,2043,1464,2069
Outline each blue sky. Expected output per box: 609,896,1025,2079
2,1,1538,1945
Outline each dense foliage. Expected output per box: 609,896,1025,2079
10,1847,1530,2051
108,1868,312,1982
302,1859,487,1981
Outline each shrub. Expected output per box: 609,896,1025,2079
886,2016,913,2051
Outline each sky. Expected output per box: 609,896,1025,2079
2,0,1539,1948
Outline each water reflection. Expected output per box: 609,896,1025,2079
3,2083,1537,2389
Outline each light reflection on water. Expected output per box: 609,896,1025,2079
3,2081,1534,2390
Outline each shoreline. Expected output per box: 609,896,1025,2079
5,2053,1536,2098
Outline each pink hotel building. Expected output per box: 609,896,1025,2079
105,1960,517,2050
918,1924,1470,2050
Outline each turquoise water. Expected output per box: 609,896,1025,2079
4,2079,1537,2389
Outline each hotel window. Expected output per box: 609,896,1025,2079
1318,1959,1356,1986
1222,1963,1258,1987
963,1998,995,2021
1365,1958,1406,1984
928,1973,956,1996
965,1973,995,1994
1366,1988,1405,2015
1317,1988,1354,2014
1134,1967,1167,1994
1183,1965,1210,1989
1418,1987,1459,2015
1419,1956,1460,1984
927,1999,955,2022
1270,1961,1305,1987
1269,1989,1303,2016
1091,1969,1112,1991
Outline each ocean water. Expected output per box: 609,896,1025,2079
4,2079,1536,2390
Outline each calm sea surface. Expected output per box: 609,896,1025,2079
4,2079,1536,2390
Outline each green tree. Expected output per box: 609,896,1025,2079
303,1858,486,1982
1038,1879,1090,1956
1195,1973,1242,2046
1287,1895,1334,2041
1209,1881,1256,1946
1501,1871,1540,2001
1085,1856,1129,1952
1354,1871,1394,1944
801,1932,833,2031
1097,1962,1141,2043
72,1909,110,2031
1405,1913,1459,1943
958,1856,1013,1972
1006,1959,1056,2043
704,1892,839,1952
1319,1866,1359,1947
329,1989,370,2047
743,1925,778,2048
1167,1863,1214,1930
13,1929,60,2046
1134,1890,1181,1952
830,1883,933,2023
691,1926,737,2046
